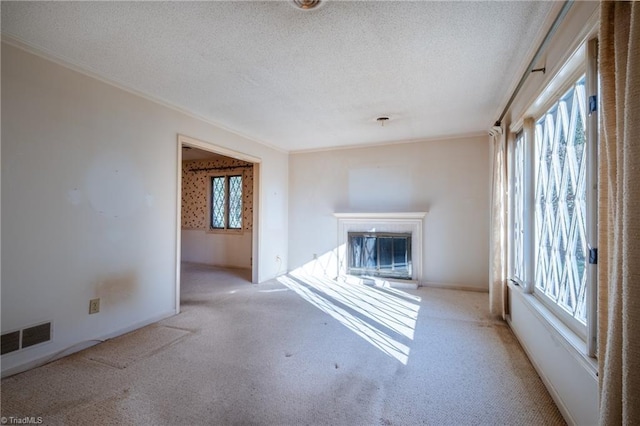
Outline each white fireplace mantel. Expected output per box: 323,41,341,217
334,212,427,282
333,212,427,220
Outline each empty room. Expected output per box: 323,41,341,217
1,1,638,425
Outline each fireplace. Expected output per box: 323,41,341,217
348,232,412,279
334,212,427,283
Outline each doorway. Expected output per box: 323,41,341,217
175,135,261,313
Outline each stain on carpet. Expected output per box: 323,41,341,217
83,325,192,369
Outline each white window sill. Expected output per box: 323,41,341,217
507,281,598,380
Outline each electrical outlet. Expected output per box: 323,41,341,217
313,253,318,260
276,255,281,262
89,298,100,315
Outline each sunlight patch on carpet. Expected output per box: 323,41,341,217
278,272,420,364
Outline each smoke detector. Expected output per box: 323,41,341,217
291,0,322,10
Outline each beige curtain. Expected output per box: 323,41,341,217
598,1,640,424
489,125,507,318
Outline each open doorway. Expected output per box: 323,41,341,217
176,135,260,313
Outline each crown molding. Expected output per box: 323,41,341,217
1,33,288,155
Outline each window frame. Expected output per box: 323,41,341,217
508,39,598,356
209,173,244,232
511,130,526,286
532,74,589,339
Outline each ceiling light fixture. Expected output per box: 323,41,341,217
376,116,390,127
290,0,322,10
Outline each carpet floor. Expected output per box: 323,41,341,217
1,263,565,425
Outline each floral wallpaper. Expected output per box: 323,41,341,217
181,157,253,231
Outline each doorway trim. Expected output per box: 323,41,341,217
176,134,262,314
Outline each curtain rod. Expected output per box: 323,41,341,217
495,0,574,127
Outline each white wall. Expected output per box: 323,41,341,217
509,287,598,425
181,230,252,268
288,136,490,290
502,2,599,424
1,43,288,376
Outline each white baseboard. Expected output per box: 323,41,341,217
1,310,176,378
419,281,489,293
181,261,251,271
507,283,598,425
507,314,577,426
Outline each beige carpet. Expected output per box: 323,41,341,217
1,263,565,425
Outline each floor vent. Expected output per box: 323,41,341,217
22,323,52,348
1,322,52,355
1,331,20,355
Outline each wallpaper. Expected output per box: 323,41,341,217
181,157,254,231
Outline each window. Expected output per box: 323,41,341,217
211,175,243,230
513,131,525,283
534,76,588,326
509,39,598,352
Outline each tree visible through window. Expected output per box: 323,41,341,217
211,175,242,230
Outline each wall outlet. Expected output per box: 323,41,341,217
89,298,100,315
276,255,281,262
313,253,318,260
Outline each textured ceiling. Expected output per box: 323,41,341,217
1,1,557,152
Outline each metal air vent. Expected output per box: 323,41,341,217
22,322,52,348
1,322,52,355
1,331,20,355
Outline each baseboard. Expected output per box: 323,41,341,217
181,261,251,271
1,310,176,378
419,281,489,293
507,315,577,426
507,283,598,425
96,310,177,341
